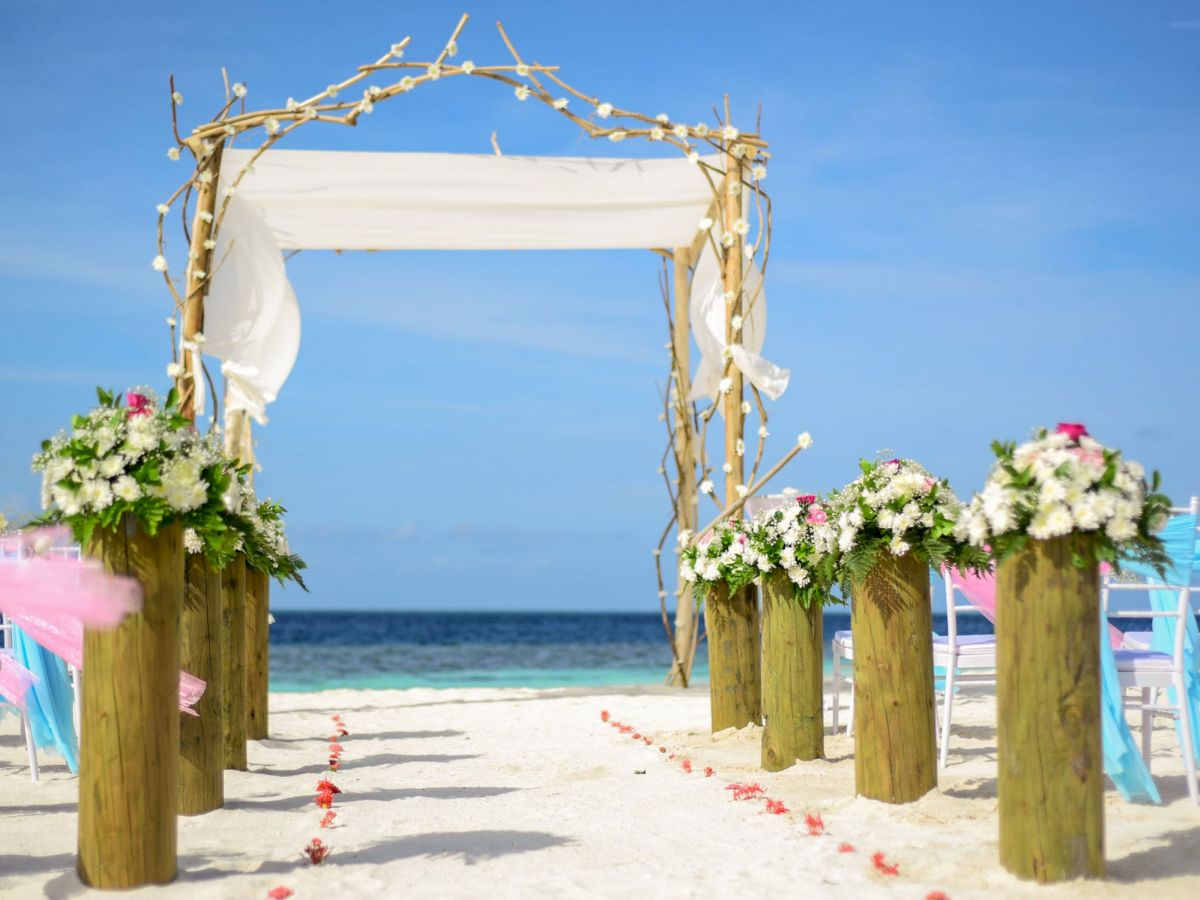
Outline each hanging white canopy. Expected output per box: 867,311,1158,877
204,148,789,422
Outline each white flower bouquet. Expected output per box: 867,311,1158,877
680,495,840,606
956,423,1170,572
829,457,986,588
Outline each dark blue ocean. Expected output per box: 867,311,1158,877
268,610,1001,692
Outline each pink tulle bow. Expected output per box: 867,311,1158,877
0,650,39,709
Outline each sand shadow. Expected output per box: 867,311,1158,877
0,852,75,878
254,729,466,745
331,829,574,866
0,801,77,815
230,783,516,811
1109,823,1200,881
942,778,997,799
277,684,699,715
258,752,480,777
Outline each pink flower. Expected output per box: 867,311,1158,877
765,798,788,815
796,494,817,504
871,851,900,877
884,458,901,467
1056,422,1089,443
806,507,828,525
267,888,294,899
126,393,151,417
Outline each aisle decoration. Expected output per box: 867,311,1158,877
957,424,1169,883
829,458,985,804
31,386,239,889
679,520,763,732
743,495,839,768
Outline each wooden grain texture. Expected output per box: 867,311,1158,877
78,517,182,888
668,245,698,687
179,553,223,814
851,552,937,803
761,573,824,769
705,582,762,732
178,141,223,421
720,156,745,505
997,536,1104,883
245,567,270,740
220,555,247,770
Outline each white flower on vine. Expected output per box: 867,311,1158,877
368,85,383,98
720,231,735,247
752,164,767,180
304,105,318,119
722,125,739,140
197,170,213,185
758,425,769,438
286,97,299,110
390,43,406,57
156,203,170,215
718,377,733,394
596,102,613,118
166,317,176,327
192,270,206,279
516,63,529,77
167,362,184,378
721,462,733,474
731,143,749,160
734,218,750,236
326,84,340,97
232,82,247,98
731,314,744,332
223,186,236,197
199,211,213,223
151,255,168,272
736,439,745,457
722,344,735,360
797,432,813,449
687,150,700,164
172,91,184,105
741,400,752,415
744,244,755,259
656,113,670,123
700,479,714,495
167,147,181,161
113,475,141,503
515,85,530,101
728,181,742,196
673,123,689,139
265,117,281,135
357,99,374,114
400,76,416,91
650,127,665,141
698,217,714,232
735,484,748,498
608,130,626,142
724,290,736,305
445,40,458,57
461,60,476,74
695,123,710,137
552,97,568,110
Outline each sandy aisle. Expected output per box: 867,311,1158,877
1,685,1198,898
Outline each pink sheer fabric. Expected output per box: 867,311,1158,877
945,566,1124,649
0,649,38,709
0,531,205,715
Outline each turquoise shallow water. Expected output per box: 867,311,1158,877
267,611,996,692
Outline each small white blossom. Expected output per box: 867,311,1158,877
151,255,168,272
722,125,739,140
649,127,664,141
461,60,475,74
167,362,184,378
325,84,340,97
656,113,670,123
167,147,181,161
156,203,170,215
515,63,529,77
232,82,247,98
721,462,733,474
673,124,689,139
698,217,714,232
552,97,568,110
797,432,813,449
515,85,530,101
596,102,613,118
400,76,416,92
608,130,626,142
733,218,750,236
445,40,458,57
752,164,767,180
172,91,184,105
731,314,743,332
687,150,700,164
264,117,280,135
390,43,406,57
718,377,733,395
735,484,748,498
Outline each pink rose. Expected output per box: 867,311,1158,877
806,507,828,525
1056,422,1088,443
884,458,901,467
796,494,817,505
126,393,151,417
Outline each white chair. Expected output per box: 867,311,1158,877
1122,496,1198,652
933,571,996,769
830,627,854,735
1103,577,1199,804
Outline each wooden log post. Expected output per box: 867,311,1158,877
220,555,247,770
705,582,762,732
761,573,824,769
178,553,223,814
668,245,699,687
78,517,182,889
997,536,1103,883
851,551,937,802
245,567,270,740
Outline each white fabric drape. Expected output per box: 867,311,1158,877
687,245,791,405
205,148,787,420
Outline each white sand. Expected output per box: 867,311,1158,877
1,685,1198,898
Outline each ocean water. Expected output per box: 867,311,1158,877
268,610,1000,692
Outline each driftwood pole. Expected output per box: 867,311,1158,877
761,573,824,769
178,554,223,814
851,552,937,802
78,517,182,888
220,555,248,770
177,141,223,421
245,566,270,740
997,537,1103,882
668,246,698,686
705,581,762,732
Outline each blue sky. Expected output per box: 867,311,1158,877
1,1,1197,611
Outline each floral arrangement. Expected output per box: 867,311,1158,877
828,457,987,588
32,388,240,561
679,495,840,607
955,423,1170,573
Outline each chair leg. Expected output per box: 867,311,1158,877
1173,674,1199,805
22,709,39,783
847,678,856,738
1140,687,1153,768
831,651,841,734
939,662,956,770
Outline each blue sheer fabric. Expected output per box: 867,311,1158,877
1100,632,1160,802
10,626,79,773
1123,513,1200,767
